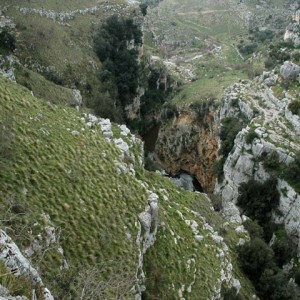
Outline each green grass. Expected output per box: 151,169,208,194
172,70,247,105
139,171,255,299
0,76,255,298
0,261,33,298
15,66,76,105
0,76,147,297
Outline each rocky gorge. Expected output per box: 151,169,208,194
0,0,300,299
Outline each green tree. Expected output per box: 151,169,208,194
238,238,276,283
237,178,280,225
258,269,297,300
93,15,142,119
0,28,16,54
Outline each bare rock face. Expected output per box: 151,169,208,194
280,61,300,80
284,10,300,47
155,106,219,193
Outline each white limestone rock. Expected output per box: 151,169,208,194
280,61,300,80
70,89,82,107
0,231,54,300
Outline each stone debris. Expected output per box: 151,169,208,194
19,6,99,23
0,231,54,300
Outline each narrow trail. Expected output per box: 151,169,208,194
176,9,234,16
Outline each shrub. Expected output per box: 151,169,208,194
237,178,280,225
243,219,264,239
263,151,281,173
238,238,276,283
238,42,257,55
219,118,244,158
288,100,300,116
258,269,297,300
245,128,258,144
140,3,148,16
284,151,300,192
272,227,296,267
0,28,16,54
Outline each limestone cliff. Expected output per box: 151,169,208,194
155,104,219,193
215,71,300,250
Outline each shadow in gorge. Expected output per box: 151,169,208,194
142,123,160,153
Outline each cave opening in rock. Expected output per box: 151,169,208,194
193,177,204,193
170,171,204,192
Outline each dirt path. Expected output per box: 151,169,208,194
176,9,234,16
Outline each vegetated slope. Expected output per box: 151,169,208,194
144,0,290,102
1,0,135,107
0,75,148,298
0,76,254,299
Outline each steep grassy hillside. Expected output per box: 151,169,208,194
0,75,148,298
0,76,254,299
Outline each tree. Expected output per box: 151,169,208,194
0,28,16,54
258,269,297,300
93,15,142,119
238,238,276,283
237,178,280,225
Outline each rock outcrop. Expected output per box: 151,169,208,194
215,71,300,251
0,231,54,300
155,105,219,193
280,61,300,81
284,10,300,47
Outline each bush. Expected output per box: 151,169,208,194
140,3,148,16
294,269,300,285
238,238,276,283
243,219,264,239
92,92,123,123
284,151,300,192
238,42,258,55
223,287,244,300
0,29,16,54
215,117,245,179
245,128,258,144
237,178,280,225
258,269,297,300
219,118,244,158
272,227,296,267
288,100,300,116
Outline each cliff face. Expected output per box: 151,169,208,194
215,71,300,250
154,67,300,252
155,105,219,193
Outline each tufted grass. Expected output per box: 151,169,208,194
0,76,255,298
0,261,33,298
138,171,255,299
0,76,149,296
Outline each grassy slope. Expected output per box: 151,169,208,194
14,66,76,105
2,0,130,107
140,172,256,300
0,75,148,297
0,76,254,298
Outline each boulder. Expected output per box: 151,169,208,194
280,61,300,80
